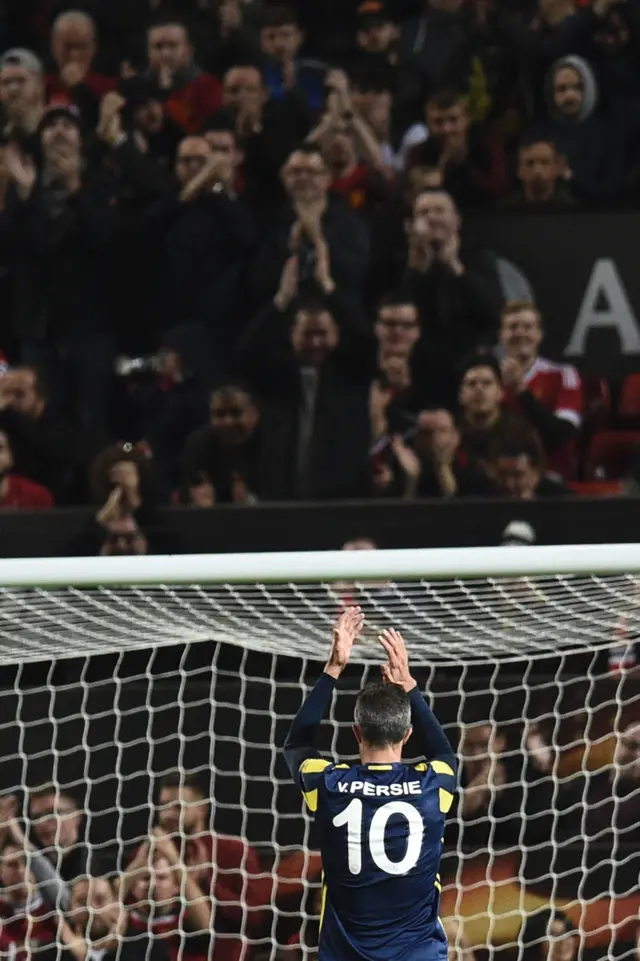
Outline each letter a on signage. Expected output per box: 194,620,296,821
565,258,640,356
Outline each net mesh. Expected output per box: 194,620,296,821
0,566,639,961
0,571,639,664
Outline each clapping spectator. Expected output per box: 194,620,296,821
46,12,117,126
91,443,167,555
144,18,222,135
1,106,116,451
353,1,398,75
145,133,257,381
406,90,508,208
181,384,260,507
401,190,504,384
498,303,583,480
251,143,370,311
414,409,494,498
0,49,46,144
260,6,326,113
69,876,170,961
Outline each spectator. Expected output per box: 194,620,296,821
487,434,571,499
144,133,257,381
116,76,184,169
181,384,260,506
252,143,370,310
218,63,310,212
0,839,60,959
0,428,53,508
260,5,326,113
145,18,222,135
401,190,505,394
201,117,246,197
457,354,530,471
0,365,78,502
0,49,46,144
27,786,107,885
122,842,211,961
1,106,116,450
192,0,262,80
69,876,170,961
307,69,393,212
350,70,401,170
500,137,578,210
520,909,577,961
537,55,625,202
240,253,372,500
353,1,398,75
46,11,117,125
406,89,508,207
498,302,583,480
90,443,168,555
414,408,495,498
135,771,320,961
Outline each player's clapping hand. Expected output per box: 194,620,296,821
325,606,364,679
379,628,417,693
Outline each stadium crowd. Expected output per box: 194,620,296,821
0,0,637,538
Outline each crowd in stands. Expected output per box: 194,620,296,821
0,710,638,961
0,0,637,535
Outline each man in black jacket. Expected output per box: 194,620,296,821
0,104,117,453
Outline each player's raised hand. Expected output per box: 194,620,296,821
379,628,416,693
325,606,364,679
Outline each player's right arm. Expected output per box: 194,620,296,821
380,628,457,779
283,607,364,792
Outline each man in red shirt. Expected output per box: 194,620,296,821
47,11,116,119
131,772,321,961
146,19,222,134
0,430,54,508
0,840,58,960
499,302,583,479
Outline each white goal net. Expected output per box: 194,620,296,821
0,545,638,961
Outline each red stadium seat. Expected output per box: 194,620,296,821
582,376,611,429
618,373,640,420
585,430,640,480
567,480,623,497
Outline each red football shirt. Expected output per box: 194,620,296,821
506,356,583,479
0,894,58,960
0,475,54,509
331,164,390,212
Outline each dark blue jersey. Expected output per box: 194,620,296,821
284,675,457,961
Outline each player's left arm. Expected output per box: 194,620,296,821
284,607,364,788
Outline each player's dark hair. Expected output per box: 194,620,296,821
354,683,411,748
261,4,300,29
520,909,574,961
427,88,467,111
158,770,206,798
377,292,418,315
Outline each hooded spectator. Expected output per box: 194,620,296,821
537,55,626,201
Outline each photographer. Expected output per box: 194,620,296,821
89,444,168,555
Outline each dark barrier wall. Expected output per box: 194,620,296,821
466,211,640,375
0,497,638,558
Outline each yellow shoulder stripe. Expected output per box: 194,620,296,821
439,788,454,813
299,758,331,775
367,764,392,771
414,762,428,772
431,760,455,777
335,763,350,769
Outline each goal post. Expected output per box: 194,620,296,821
0,544,638,961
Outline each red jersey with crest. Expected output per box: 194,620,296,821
505,357,583,479
0,894,58,960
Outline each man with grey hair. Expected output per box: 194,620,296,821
0,48,45,140
47,9,116,124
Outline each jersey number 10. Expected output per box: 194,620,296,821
332,798,424,876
